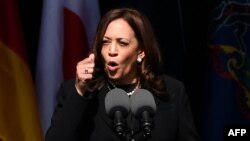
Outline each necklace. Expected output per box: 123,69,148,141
107,80,139,96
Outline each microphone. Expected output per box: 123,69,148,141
130,89,156,138
105,88,130,137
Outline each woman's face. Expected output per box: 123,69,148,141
101,18,144,84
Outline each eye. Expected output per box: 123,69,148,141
102,39,110,46
118,39,129,47
119,41,129,47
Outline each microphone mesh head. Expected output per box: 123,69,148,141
105,88,130,117
130,89,156,117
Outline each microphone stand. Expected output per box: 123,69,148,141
141,111,153,139
113,111,132,141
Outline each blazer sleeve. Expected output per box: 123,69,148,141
45,79,95,141
177,81,200,141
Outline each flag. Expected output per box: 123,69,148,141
202,1,250,141
0,0,43,141
36,0,100,135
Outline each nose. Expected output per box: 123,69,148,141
108,42,118,56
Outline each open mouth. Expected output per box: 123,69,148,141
108,61,118,67
107,61,118,71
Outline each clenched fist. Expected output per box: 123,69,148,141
75,53,95,96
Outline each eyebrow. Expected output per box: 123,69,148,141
102,36,109,40
103,36,130,41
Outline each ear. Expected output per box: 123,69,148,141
137,50,145,63
137,49,145,59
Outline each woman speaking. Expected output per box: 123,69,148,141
45,8,199,141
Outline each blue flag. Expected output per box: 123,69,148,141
203,0,250,141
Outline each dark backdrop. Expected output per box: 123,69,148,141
18,0,219,138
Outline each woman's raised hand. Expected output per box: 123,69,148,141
75,53,95,96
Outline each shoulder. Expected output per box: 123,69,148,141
61,78,76,87
59,78,78,94
56,78,77,98
159,75,187,103
163,75,185,93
